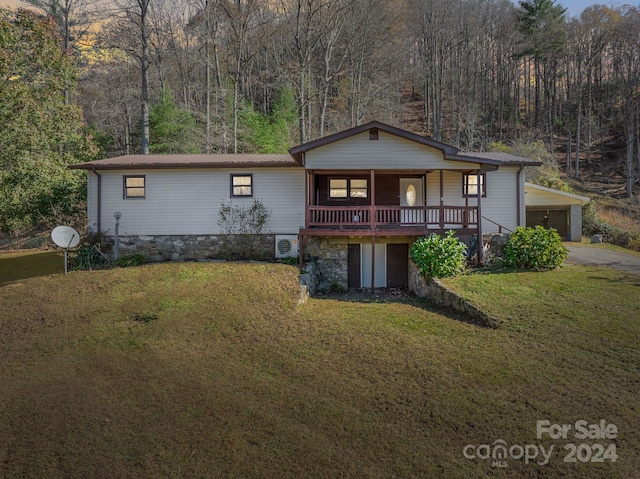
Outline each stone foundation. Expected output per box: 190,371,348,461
483,233,509,258
109,234,276,262
302,237,349,292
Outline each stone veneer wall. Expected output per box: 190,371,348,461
112,234,276,262
302,236,349,292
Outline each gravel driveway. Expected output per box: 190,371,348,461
566,246,640,276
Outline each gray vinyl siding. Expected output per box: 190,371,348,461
479,168,519,233
90,168,304,236
305,131,481,170
425,168,519,232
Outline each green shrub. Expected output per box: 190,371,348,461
71,243,109,270
628,235,640,252
115,254,146,268
582,202,632,248
503,226,567,270
280,256,299,266
410,231,467,279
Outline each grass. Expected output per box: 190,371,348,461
0,254,638,478
0,249,63,285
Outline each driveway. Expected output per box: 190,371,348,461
566,245,640,276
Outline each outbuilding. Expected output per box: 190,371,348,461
525,182,590,242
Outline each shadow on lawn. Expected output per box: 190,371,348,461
314,288,493,328
0,251,63,286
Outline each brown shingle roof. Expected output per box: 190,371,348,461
70,154,299,170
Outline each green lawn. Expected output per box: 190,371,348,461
0,255,638,478
0,249,63,285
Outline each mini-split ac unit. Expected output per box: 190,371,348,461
275,235,299,258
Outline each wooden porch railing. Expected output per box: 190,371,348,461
307,205,478,229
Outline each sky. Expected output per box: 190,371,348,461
0,0,631,20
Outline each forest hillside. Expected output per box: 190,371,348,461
1,0,638,242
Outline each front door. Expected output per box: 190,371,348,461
400,178,424,224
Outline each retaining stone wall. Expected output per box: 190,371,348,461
409,259,501,328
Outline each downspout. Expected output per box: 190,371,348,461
477,170,483,264
516,165,524,227
91,167,102,234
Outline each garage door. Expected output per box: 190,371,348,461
526,209,568,240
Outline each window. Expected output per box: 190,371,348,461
350,179,368,198
329,178,368,199
231,174,253,197
124,175,145,198
463,173,486,197
329,179,347,198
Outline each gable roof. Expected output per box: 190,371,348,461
70,154,298,170
288,121,541,167
289,121,459,162
71,122,542,171
525,182,591,205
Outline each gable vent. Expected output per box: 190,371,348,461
369,128,379,140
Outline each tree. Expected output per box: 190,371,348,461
0,8,97,233
516,0,566,137
20,0,102,53
111,0,151,154
149,89,201,153
610,6,640,199
20,0,103,102
237,85,296,153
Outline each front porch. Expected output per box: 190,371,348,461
301,169,484,237
301,204,479,236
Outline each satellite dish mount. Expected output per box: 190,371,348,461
51,225,80,274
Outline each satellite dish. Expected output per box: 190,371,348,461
51,225,80,275
51,225,80,249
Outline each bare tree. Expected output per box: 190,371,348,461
21,0,103,102
610,6,640,199
109,0,151,154
20,0,102,52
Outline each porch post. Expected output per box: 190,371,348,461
464,173,469,228
371,236,375,295
477,170,483,263
370,169,376,230
439,170,444,229
307,170,316,229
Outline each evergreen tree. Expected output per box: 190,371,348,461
238,86,297,154
0,8,97,233
149,90,201,154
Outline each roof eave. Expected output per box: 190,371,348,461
70,161,300,170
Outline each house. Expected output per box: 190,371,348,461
525,182,590,241
71,121,541,291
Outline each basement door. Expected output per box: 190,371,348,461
360,243,387,288
386,244,409,288
350,243,409,289
400,178,424,224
